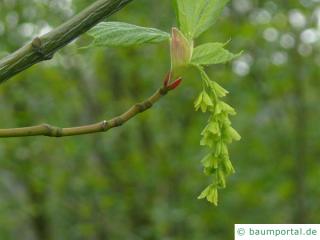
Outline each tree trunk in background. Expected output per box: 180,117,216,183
71,60,111,239
27,186,51,240
292,53,308,223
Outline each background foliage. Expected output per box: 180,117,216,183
0,0,319,239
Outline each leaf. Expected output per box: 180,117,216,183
175,0,229,39
192,43,240,66
170,28,193,70
86,22,170,47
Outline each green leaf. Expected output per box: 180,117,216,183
191,43,240,66
86,22,170,47
175,0,229,39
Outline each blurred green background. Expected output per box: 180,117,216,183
0,0,319,239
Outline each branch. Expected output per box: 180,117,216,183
0,81,181,138
0,0,133,83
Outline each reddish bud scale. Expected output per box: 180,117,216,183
168,77,182,90
162,71,182,90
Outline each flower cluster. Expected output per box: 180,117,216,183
195,67,241,205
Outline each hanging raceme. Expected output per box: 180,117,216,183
84,0,241,205
194,66,240,205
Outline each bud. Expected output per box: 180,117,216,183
167,77,182,90
170,28,193,70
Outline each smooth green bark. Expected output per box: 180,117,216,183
0,0,133,83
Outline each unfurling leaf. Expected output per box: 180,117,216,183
175,0,229,39
86,22,170,47
170,28,193,70
192,43,240,66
